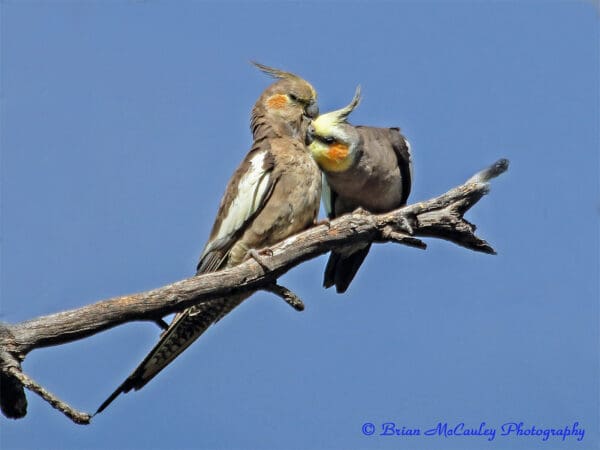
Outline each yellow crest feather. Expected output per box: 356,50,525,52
312,86,361,135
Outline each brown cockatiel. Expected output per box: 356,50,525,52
307,87,413,293
96,63,321,413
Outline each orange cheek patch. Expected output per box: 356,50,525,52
327,143,349,162
266,94,288,109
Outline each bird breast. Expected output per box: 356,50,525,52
327,141,405,215
228,141,321,266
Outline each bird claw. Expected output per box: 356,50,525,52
398,216,414,235
380,225,426,249
247,248,273,272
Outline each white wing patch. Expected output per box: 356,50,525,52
201,152,270,259
321,173,333,217
218,151,270,242
405,138,414,182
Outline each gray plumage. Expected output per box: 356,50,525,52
308,89,413,293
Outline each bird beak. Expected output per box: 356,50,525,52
305,101,319,119
305,125,315,145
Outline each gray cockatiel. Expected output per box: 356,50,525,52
96,63,321,413
307,87,413,293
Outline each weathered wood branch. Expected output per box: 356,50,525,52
0,159,508,424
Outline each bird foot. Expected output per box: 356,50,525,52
380,225,426,249
397,216,414,235
247,248,274,272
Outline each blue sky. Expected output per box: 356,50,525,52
1,1,598,449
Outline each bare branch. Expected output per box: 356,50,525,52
380,225,427,250
263,283,305,311
0,159,508,423
5,365,91,425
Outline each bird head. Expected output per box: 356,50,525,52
251,62,319,140
307,86,361,173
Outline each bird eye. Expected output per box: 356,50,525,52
323,136,335,144
288,94,298,102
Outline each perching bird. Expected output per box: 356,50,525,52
96,63,322,413
307,87,413,293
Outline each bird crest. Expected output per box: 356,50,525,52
251,61,317,99
313,86,361,134
251,61,302,81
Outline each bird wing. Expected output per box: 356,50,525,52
96,145,278,415
197,146,277,273
388,128,413,205
321,173,337,220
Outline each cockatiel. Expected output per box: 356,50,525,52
96,63,321,413
307,87,413,293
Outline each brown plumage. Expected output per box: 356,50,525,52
96,64,321,414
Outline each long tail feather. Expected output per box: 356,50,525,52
95,295,245,414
